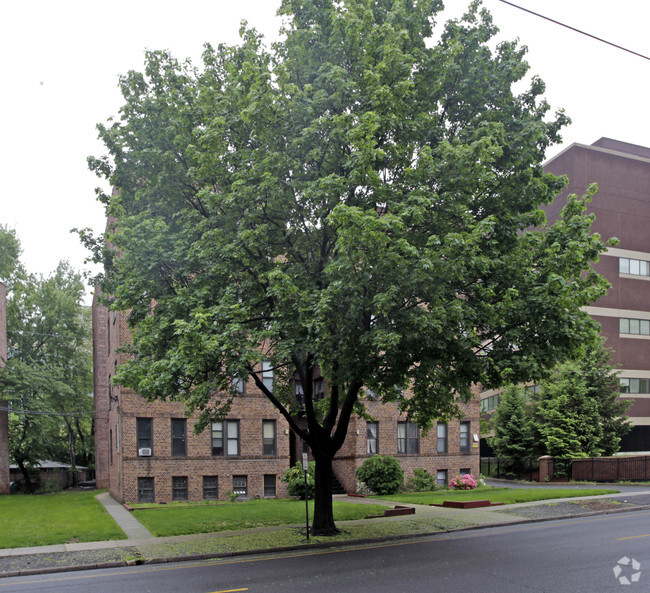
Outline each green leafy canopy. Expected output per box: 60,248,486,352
81,0,610,531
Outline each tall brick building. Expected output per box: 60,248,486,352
93,300,479,503
481,138,650,453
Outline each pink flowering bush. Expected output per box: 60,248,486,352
449,473,478,490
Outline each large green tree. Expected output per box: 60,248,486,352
83,0,609,533
1,258,94,490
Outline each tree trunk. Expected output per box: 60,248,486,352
311,453,338,536
16,459,35,492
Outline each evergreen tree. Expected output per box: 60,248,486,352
489,384,533,460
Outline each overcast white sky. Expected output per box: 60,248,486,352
2,0,649,300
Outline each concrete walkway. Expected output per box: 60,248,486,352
95,492,153,539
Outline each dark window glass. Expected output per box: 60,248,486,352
314,378,325,400
264,474,276,497
138,477,154,502
203,476,219,500
171,419,186,457
436,470,447,486
172,476,188,501
137,418,153,454
263,420,276,456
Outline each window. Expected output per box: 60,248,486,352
232,376,246,394
262,361,274,392
620,257,650,276
620,318,650,335
232,475,247,496
437,423,447,454
138,477,154,502
211,420,240,456
460,468,471,476
203,476,219,500
397,422,419,455
480,394,499,412
460,422,470,453
436,470,448,486
620,378,650,394
366,421,378,455
264,474,276,497
109,429,113,465
314,378,325,400
295,381,305,407
263,420,276,456
172,476,188,501
171,419,186,457
137,418,153,455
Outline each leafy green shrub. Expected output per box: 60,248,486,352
356,455,403,495
404,468,438,492
281,461,315,499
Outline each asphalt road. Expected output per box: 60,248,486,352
2,509,650,593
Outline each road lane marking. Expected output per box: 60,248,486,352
617,534,650,540
208,589,248,592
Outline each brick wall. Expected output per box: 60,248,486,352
332,397,480,492
95,307,480,501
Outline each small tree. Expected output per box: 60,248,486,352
489,384,534,460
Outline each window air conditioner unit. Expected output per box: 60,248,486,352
138,448,152,457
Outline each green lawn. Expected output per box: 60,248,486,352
0,490,126,549
132,499,389,537
370,485,620,506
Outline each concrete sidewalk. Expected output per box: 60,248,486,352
2,489,650,578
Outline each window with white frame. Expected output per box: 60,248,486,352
262,361,274,392
620,257,650,276
620,378,650,394
460,422,470,453
211,420,240,456
437,423,447,454
620,318,650,335
397,421,419,455
262,420,276,456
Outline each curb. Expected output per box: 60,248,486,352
3,503,650,579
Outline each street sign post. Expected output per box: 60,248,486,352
302,452,309,540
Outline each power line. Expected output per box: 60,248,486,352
0,406,94,417
496,0,650,62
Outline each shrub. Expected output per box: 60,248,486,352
281,461,315,499
449,473,478,490
404,468,438,492
356,455,403,495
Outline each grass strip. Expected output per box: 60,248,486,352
0,490,126,549
370,486,620,506
132,500,389,537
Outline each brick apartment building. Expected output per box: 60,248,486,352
480,138,650,453
93,300,480,503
